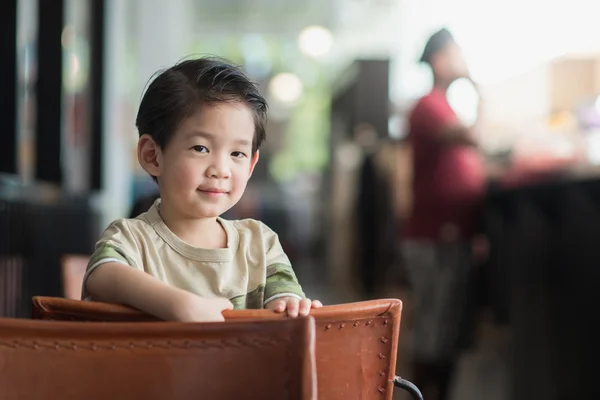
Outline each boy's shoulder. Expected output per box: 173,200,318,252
100,212,157,240
225,217,271,232
223,218,286,259
222,218,279,239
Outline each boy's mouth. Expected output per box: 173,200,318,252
197,187,228,196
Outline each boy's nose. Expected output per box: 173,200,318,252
206,159,231,179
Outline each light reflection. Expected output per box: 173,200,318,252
298,25,333,58
269,72,303,104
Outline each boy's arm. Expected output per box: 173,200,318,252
263,263,305,305
263,264,322,317
258,221,322,316
84,220,231,322
85,263,232,322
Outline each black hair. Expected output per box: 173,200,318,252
419,28,455,65
135,57,268,154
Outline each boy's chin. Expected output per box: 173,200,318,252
192,210,224,219
189,205,230,219
185,197,238,219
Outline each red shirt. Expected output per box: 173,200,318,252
403,88,485,240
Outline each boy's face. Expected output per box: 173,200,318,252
142,103,258,219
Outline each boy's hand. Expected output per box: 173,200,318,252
265,297,323,317
176,295,233,322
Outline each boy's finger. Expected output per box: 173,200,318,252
266,299,285,312
275,300,286,312
286,299,299,318
298,298,312,316
311,300,323,308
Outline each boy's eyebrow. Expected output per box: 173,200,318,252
187,130,252,147
187,130,214,140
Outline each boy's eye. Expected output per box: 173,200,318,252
231,151,246,158
192,145,208,153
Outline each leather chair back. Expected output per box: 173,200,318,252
230,300,403,399
33,296,403,399
1,316,316,399
33,296,157,322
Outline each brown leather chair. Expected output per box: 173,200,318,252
33,295,158,322
0,316,317,400
33,296,422,399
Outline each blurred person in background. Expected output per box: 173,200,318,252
401,28,487,400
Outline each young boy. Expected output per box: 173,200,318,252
83,57,322,322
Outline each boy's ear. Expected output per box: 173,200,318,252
248,151,260,177
138,134,162,177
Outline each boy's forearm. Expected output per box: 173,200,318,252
264,280,305,305
85,262,193,321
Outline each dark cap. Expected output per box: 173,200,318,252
419,28,455,64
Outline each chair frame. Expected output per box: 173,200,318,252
0,315,317,399
32,296,422,399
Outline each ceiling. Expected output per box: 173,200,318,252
191,0,397,35
192,0,336,34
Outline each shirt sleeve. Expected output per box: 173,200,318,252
81,219,143,299
261,224,306,305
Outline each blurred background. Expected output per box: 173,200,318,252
2,0,600,399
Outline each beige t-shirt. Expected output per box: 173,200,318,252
83,200,305,309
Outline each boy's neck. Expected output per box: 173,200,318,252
158,203,227,249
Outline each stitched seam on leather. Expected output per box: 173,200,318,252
0,337,290,351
